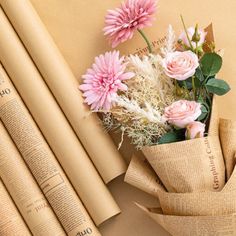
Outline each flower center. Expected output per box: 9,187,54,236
123,8,148,29
99,74,118,92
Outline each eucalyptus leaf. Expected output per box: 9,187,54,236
197,95,204,104
178,77,200,89
198,104,209,121
205,78,230,96
200,53,222,77
194,76,201,88
178,78,192,89
195,67,205,82
159,130,185,144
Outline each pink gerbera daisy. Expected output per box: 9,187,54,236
103,0,157,48
79,51,134,111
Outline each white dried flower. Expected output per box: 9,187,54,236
113,96,167,125
161,25,176,57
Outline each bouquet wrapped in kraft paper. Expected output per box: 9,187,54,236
125,116,236,236
142,98,225,193
78,0,233,234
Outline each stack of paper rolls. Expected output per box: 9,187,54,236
0,6,120,228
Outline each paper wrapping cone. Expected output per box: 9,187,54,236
142,99,225,193
0,8,120,226
155,161,236,218
0,179,32,236
157,189,236,216
124,154,166,197
0,119,65,235
136,204,236,236
222,161,236,192
219,119,236,179
208,96,219,136
0,0,127,184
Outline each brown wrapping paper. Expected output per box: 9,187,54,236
0,0,127,184
124,99,233,236
143,135,225,193
0,8,120,226
0,118,65,235
155,158,235,218
137,171,236,235
208,96,219,136
219,118,236,179
0,179,32,236
142,100,225,193
126,102,233,236
124,154,166,198
0,26,100,236
223,161,236,192
136,204,236,236
157,190,236,216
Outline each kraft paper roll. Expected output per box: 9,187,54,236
0,179,31,236
0,8,120,226
0,0,127,184
0,12,101,235
0,116,66,236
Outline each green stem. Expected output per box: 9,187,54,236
183,81,191,99
192,76,196,100
196,41,199,56
174,79,178,95
180,15,194,51
138,29,153,53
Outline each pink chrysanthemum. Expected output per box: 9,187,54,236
79,51,134,111
103,0,157,48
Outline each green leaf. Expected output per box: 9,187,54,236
198,104,209,121
200,53,222,76
194,76,201,88
178,78,192,89
205,78,230,96
195,67,205,82
159,130,185,144
178,76,200,89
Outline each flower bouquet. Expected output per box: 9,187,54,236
79,0,236,235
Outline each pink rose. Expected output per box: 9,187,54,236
179,27,207,49
162,51,199,81
164,100,202,128
185,121,206,139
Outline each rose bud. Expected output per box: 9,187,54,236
185,121,206,140
179,26,207,49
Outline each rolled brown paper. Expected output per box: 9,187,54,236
0,179,32,236
219,119,236,179
136,204,236,236
0,8,120,226
0,0,127,184
0,118,66,235
0,31,100,236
